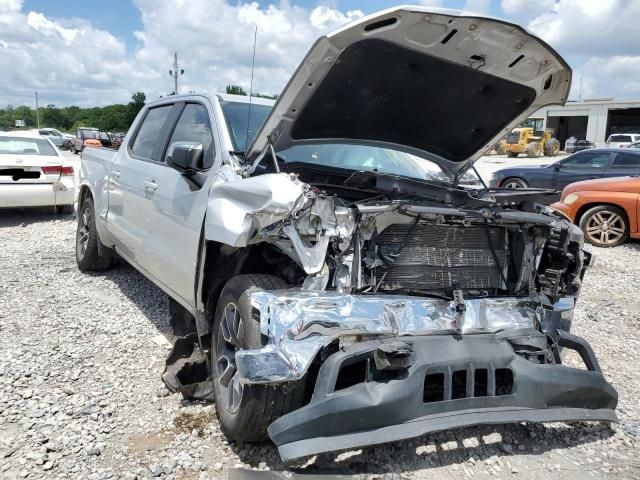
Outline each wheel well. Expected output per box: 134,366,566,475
77,185,92,208
575,202,629,226
200,241,304,326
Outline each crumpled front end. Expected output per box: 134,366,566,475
267,331,618,461
232,289,617,461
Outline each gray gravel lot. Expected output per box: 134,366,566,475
1,209,639,480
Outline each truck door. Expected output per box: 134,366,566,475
139,101,217,304
107,103,177,269
551,151,613,189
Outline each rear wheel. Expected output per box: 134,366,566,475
76,197,112,271
579,205,629,248
526,142,542,158
506,151,518,158
544,138,561,156
211,274,305,442
501,177,529,189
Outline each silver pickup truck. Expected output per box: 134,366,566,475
77,6,617,462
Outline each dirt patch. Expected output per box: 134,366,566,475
173,410,217,437
128,431,174,456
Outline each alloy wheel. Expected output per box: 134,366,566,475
77,207,91,260
216,302,245,414
585,210,626,246
503,180,524,189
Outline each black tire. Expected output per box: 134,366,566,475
56,204,74,215
211,274,305,442
501,177,529,189
544,138,561,156
526,142,541,158
579,205,629,248
76,197,112,271
506,151,518,158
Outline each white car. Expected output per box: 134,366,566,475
605,133,640,148
0,131,75,213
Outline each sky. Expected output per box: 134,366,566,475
1,0,639,108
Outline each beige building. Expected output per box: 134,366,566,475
533,98,640,147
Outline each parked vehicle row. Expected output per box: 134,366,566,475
75,7,617,462
490,148,640,190
0,130,74,212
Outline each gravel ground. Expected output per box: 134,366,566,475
1,210,639,480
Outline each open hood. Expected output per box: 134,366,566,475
247,6,571,175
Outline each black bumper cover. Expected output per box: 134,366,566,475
268,330,618,461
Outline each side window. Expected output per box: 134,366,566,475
562,152,610,169
130,105,173,161
612,153,640,168
165,103,215,168
38,130,48,135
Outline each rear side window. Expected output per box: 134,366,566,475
130,105,173,161
165,103,215,168
609,135,632,143
612,153,640,168
562,152,610,169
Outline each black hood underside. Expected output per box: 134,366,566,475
291,39,537,163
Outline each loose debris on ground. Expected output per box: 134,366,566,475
0,211,639,479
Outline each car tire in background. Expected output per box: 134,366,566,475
501,177,529,189
211,274,305,442
76,197,113,271
579,205,629,248
56,204,74,215
526,142,541,158
544,138,561,156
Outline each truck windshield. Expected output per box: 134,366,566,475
220,101,272,152
278,143,452,183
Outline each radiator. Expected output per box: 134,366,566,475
376,223,507,291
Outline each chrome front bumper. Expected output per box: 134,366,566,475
235,291,574,385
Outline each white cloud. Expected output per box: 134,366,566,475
417,0,444,7
513,0,640,99
528,0,640,57
463,0,490,13
0,0,363,107
501,0,554,17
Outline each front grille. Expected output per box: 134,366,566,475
377,224,506,291
505,132,520,144
423,367,514,402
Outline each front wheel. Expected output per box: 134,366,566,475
526,142,541,158
501,177,529,189
579,205,629,247
211,274,305,442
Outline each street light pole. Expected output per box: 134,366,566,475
35,91,40,128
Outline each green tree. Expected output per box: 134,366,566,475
226,85,247,96
126,92,146,127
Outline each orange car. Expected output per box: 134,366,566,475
552,176,640,247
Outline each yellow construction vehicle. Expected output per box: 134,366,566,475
500,117,561,158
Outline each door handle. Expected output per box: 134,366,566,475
111,169,121,178
144,180,158,191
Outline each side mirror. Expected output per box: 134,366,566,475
167,142,204,174
553,163,562,171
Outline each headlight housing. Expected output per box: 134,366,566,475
563,193,579,205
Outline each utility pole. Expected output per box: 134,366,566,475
35,91,40,128
168,52,184,95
